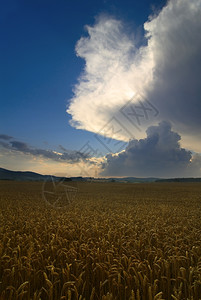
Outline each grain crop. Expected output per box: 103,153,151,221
0,181,201,299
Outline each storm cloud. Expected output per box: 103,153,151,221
67,0,201,151
101,121,201,178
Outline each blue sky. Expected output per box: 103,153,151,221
1,0,201,177
1,0,165,149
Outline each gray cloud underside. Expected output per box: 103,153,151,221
101,121,201,178
145,0,201,136
0,136,89,163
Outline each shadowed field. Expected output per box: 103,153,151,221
0,181,201,299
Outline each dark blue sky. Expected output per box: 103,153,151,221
0,0,166,152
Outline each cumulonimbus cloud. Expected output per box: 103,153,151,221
67,0,201,151
101,121,201,178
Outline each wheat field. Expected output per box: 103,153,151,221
0,180,200,300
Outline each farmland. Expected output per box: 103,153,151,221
0,181,201,299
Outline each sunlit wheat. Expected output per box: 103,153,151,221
0,181,200,299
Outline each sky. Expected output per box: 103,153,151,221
0,0,201,178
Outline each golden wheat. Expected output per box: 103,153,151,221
0,181,200,299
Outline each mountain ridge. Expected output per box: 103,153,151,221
0,167,201,183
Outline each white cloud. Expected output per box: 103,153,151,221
67,0,201,151
67,16,155,141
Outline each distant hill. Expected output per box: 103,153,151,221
155,178,201,183
0,167,64,181
0,168,158,182
1,167,201,183
106,177,158,183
